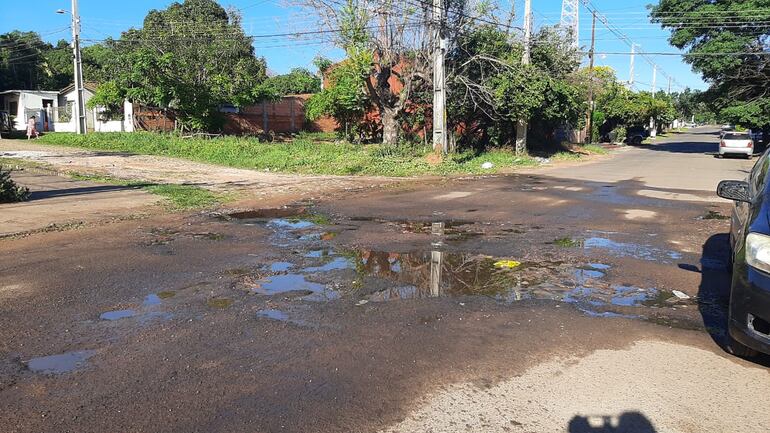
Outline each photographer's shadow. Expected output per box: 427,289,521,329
568,412,656,433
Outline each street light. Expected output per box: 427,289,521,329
55,1,86,134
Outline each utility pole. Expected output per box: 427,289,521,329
650,65,657,139
71,0,86,134
585,11,596,144
515,0,532,155
629,43,635,88
667,76,672,96
432,0,447,154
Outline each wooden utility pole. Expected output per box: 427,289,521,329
515,0,532,155
432,0,447,154
585,11,596,144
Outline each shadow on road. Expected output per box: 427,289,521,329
632,141,717,154
693,233,770,366
29,184,150,200
568,412,657,433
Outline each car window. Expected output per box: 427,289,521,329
724,133,751,140
750,152,770,194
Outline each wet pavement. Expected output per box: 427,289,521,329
1,128,769,433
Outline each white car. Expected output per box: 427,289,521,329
719,131,754,159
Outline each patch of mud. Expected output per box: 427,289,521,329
256,309,313,327
26,350,95,374
227,207,306,220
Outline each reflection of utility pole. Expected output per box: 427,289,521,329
430,250,443,297
585,11,596,144
515,0,532,155
432,0,447,154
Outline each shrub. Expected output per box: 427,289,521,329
0,166,30,203
610,126,627,144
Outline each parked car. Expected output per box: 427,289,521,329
719,131,754,159
625,126,650,145
717,152,770,357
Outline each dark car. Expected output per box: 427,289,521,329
717,150,770,357
625,126,650,145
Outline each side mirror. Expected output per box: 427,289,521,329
717,180,751,203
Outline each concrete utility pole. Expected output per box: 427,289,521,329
70,0,87,134
651,64,657,97
667,76,672,96
515,0,532,155
585,11,596,144
432,0,447,154
629,43,635,88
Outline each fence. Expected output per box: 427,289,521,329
223,94,337,135
133,104,176,132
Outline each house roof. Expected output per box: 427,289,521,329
59,82,99,94
0,90,60,96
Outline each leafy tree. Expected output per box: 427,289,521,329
261,68,321,97
306,54,370,141
651,0,770,130
94,0,268,131
0,31,55,91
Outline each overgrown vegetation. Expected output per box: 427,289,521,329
0,166,30,203
38,132,603,177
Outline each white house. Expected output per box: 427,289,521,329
0,83,134,134
0,90,61,131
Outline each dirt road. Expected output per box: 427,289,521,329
1,128,767,433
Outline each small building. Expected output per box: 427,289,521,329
0,90,61,131
0,83,134,133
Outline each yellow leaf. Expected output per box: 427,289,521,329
494,260,521,269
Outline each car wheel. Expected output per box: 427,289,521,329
727,334,758,358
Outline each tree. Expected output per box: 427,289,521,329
94,0,268,131
294,0,449,145
445,24,584,151
0,31,56,91
261,68,321,97
651,0,770,130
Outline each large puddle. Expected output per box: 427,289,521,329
27,350,95,374
225,210,694,318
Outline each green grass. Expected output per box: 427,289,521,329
552,237,583,247
582,144,609,155
37,132,597,177
67,172,224,209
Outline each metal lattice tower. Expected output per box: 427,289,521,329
560,0,579,48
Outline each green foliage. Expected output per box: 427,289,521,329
144,184,221,209
651,0,770,129
260,68,321,98
93,0,268,131
446,25,584,150
0,166,30,203
35,132,590,177
305,54,371,141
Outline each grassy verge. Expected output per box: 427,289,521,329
67,173,225,209
37,132,604,177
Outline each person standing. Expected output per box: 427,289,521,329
26,116,39,139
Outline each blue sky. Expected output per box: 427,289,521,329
0,0,706,90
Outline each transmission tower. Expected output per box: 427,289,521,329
561,0,579,48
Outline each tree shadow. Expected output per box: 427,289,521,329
568,412,657,433
28,184,153,200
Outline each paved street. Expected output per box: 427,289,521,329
1,127,768,433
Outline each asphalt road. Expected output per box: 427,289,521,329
1,127,768,433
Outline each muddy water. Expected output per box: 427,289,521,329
225,210,695,320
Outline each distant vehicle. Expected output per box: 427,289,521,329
717,152,770,357
719,132,754,159
722,124,735,131
625,126,650,145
